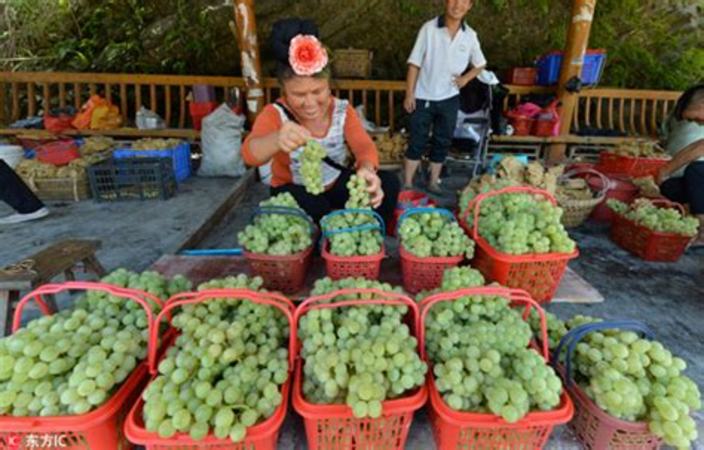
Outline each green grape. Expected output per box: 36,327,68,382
237,193,312,255
425,291,562,421
301,140,327,194
141,279,289,443
300,277,427,418
608,198,699,236
541,313,701,449
398,209,475,259
461,190,576,255
0,269,190,418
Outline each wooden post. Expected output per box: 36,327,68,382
548,0,598,164
0,81,6,126
232,0,264,122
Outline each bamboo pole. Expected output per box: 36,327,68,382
232,0,264,122
548,0,598,164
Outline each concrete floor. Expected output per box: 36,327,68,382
0,176,243,271
1,170,702,448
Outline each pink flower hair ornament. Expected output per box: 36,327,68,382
288,34,329,76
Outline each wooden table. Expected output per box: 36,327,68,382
0,239,106,335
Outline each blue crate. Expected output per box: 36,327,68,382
536,50,607,86
113,141,191,182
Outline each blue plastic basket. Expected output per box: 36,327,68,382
113,141,191,182
536,50,606,86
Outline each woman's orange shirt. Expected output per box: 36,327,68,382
241,100,379,188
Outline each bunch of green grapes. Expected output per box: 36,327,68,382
0,269,190,417
301,140,326,194
237,193,312,255
415,266,486,302
299,277,427,418
323,175,383,257
398,210,475,259
608,198,699,236
141,274,290,443
465,192,576,255
539,314,701,449
425,292,562,423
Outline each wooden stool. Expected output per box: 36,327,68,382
0,239,106,336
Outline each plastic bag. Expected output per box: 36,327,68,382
44,106,76,133
199,103,246,177
72,95,122,130
136,107,166,130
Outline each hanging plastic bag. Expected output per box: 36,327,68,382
199,103,246,177
72,95,122,130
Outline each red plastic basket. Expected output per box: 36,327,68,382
567,383,661,449
35,140,80,166
460,186,579,303
553,321,662,450
0,281,163,450
418,287,574,449
244,246,313,293
506,113,535,136
533,118,558,137
597,152,669,178
292,289,428,450
125,288,296,450
610,200,693,262
388,190,436,237
321,239,385,280
399,246,463,294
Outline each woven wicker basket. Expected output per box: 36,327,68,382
558,169,608,228
332,48,373,78
25,173,91,202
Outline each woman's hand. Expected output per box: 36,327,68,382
357,165,384,208
655,168,670,186
277,122,311,153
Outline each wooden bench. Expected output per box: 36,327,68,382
0,239,106,336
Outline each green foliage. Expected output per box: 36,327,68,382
1,0,701,90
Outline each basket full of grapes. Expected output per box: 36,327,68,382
320,175,386,280
0,272,188,449
460,186,579,303
397,207,476,294
292,279,428,449
418,285,573,449
549,319,701,450
238,193,316,293
125,276,295,449
608,198,698,262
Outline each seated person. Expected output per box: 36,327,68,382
658,84,704,246
0,159,49,225
241,18,399,224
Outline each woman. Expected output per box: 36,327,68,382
658,84,704,246
241,19,399,224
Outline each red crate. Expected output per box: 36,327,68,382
610,200,693,262
460,186,579,303
321,239,384,280
399,246,463,294
418,287,573,450
125,289,296,450
0,282,165,450
597,152,669,178
292,289,427,450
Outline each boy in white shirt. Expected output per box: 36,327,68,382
403,0,487,193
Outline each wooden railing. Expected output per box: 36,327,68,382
571,88,681,137
0,71,682,139
0,72,246,129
